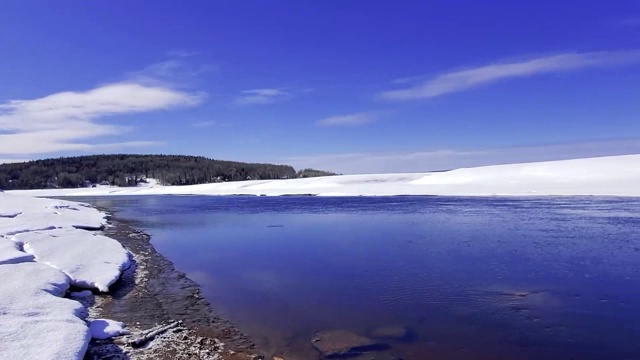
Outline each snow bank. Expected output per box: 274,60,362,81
17,228,131,292
0,195,105,236
0,236,34,264
8,154,640,197
88,319,130,339
0,192,132,359
0,262,90,360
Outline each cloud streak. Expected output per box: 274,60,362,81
234,88,291,105
166,49,200,58
379,51,640,101
127,60,216,88
192,120,230,128
0,82,203,155
316,112,374,126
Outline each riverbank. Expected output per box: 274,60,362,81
0,192,264,360
84,211,263,360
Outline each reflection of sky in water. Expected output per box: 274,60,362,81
74,196,640,360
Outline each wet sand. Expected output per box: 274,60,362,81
83,212,264,360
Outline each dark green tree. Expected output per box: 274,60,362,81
0,154,335,190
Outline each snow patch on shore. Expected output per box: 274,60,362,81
0,262,90,360
0,236,34,264
18,228,131,292
0,192,131,359
89,319,130,339
8,154,640,197
0,196,105,235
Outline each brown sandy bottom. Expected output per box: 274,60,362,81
81,214,264,360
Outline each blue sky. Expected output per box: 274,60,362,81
1,1,640,173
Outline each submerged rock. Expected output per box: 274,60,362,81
369,325,408,340
311,330,378,357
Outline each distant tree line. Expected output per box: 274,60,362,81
0,154,336,190
296,168,339,178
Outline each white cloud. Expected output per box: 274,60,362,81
192,121,216,127
166,49,199,58
316,112,374,127
0,82,203,155
127,60,216,88
281,138,640,174
234,88,291,105
379,51,640,101
192,121,230,128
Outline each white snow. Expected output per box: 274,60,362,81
0,262,90,360
88,319,130,340
17,228,130,292
0,196,105,236
0,192,131,359
8,154,640,197
0,236,34,264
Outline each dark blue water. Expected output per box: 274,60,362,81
78,196,640,360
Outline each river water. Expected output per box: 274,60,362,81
76,196,640,360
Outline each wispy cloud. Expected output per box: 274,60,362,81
234,88,291,105
192,120,230,128
316,112,375,127
192,121,217,127
166,49,200,58
281,138,640,174
0,82,203,155
379,51,640,101
127,59,216,88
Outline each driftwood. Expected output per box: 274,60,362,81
129,321,182,348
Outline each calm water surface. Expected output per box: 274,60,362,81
77,196,640,360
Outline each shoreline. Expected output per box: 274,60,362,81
85,208,263,360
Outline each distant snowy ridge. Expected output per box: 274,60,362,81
0,194,131,359
9,154,640,197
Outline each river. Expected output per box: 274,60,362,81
75,195,640,360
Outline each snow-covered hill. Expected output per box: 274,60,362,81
8,154,640,197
